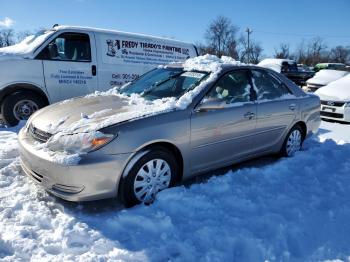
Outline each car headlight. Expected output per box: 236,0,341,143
345,102,350,107
45,131,115,154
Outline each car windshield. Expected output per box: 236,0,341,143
120,68,209,100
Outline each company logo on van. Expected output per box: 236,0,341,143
106,39,121,57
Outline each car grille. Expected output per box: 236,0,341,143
320,111,344,119
321,100,345,107
29,124,52,143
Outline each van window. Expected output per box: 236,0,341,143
36,33,91,62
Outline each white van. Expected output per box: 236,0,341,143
0,25,198,126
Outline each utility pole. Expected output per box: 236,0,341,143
246,27,253,63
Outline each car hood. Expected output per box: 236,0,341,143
315,74,350,102
30,95,166,134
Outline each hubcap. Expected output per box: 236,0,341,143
13,100,39,121
133,159,171,203
286,129,302,156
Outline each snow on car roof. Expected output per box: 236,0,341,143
258,58,296,72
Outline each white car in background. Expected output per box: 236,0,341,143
306,69,348,92
315,74,350,123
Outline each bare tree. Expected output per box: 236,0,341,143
306,37,327,65
274,43,290,59
329,45,350,64
238,34,263,63
205,16,239,59
0,29,15,47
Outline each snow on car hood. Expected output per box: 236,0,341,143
306,69,348,86
315,74,350,101
0,30,54,60
26,54,242,165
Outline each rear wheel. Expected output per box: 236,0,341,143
120,148,179,207
281,124,304,157
1,91,47,126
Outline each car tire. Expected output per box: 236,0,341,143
281,124,304,157
1,91,47,126
119,148,179,207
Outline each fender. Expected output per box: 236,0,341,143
0,83,50,105
121,150,150,178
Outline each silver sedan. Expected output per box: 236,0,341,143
19,63,321,207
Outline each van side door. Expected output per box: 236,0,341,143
36,31,98,102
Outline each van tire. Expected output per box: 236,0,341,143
1,91,47,126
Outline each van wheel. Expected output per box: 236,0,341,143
281,124,304,157
1,91,47,126
120,148,179,207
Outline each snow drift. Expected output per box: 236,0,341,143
1,121,350,261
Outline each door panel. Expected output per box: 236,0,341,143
190,103,257,172
255,99,297,151
41,32,98,102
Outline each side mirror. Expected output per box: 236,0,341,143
195,98,225,112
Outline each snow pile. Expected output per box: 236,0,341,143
1,122,350,261
315,74,350,101
28,55,241,165
258,58,295,72
0,30,53,59
307,69,349,86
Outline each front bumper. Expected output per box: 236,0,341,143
18,128,132,202
320,101,350,123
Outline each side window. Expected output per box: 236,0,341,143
205,70,252,104
36,33,91,62
252,70,291,100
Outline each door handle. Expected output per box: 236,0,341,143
244,112,255,119
289,103,296,111
92,65,97,76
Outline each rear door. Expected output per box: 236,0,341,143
190,69,257,172
38,31,98,102
251,69,298,152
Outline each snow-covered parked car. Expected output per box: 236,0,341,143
316,74,350,123
306,69,349,92
0,25,198,126
18,55,321,207
258,59,314,86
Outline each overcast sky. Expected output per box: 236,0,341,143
1,0,349,56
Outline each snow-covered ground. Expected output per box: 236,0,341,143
0,120,350,261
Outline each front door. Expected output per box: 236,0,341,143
39,32,98,103
190,69,257,173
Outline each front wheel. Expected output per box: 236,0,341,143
119,148,179,207
281,125,304,157
1,91,46,126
